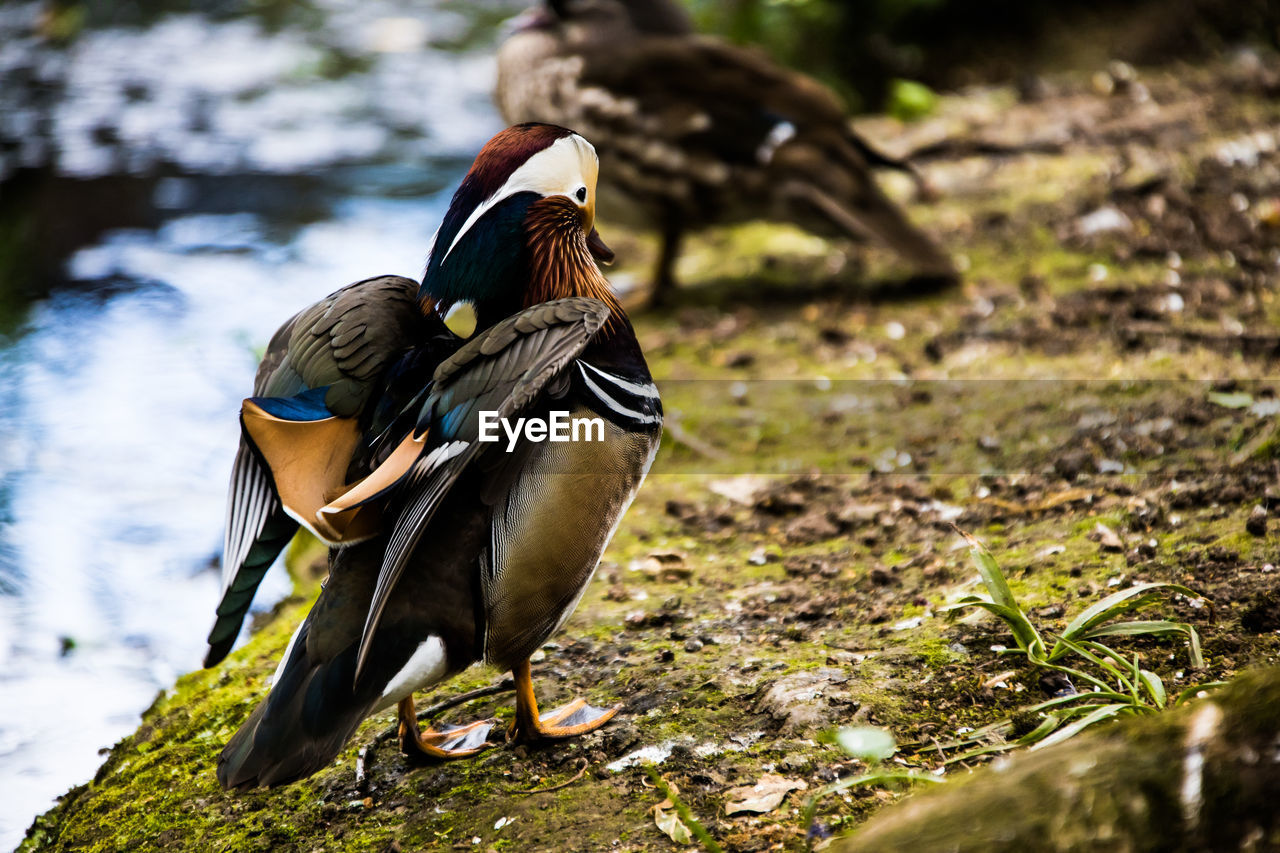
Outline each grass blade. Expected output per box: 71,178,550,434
942,600,1045,658
803,770,942,833
1138,669,1166,709
1059,583,1207,644
967,539,1019,612
1058,584,1164,641
1029,703,1128,751
952,530,1046,658
1173,681,1227,705
1025,689,1137,712
1052,637,1135,692
1013,714,1064,746
1078,620,1204,668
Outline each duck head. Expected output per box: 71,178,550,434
517,0,691,37
421,122,618,332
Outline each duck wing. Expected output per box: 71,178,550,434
352,297,612,681
205,275,431,667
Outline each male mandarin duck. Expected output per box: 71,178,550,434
496,0,956,304
204,123,662,789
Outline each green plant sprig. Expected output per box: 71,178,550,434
927,528,1216,761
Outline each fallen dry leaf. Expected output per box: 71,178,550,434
724,773,807,816
652,781,692,844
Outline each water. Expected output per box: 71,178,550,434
0,1,520,846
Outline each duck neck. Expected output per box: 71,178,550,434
522,196,623,336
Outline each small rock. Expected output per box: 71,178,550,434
634,551,692,581
1247,504,1268,536
868,566,894,586
1055,450,1091,481
779,753,813,774
1075,206,1132,237
1108,60,1137,84
1016,74,1051,102
664,499,698,520
1092,521,1124,551
758,670,852,732
784,511,840,543
683,638,704,653
1240,589,1280,633
784,555,834,577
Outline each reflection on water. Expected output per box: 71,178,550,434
0,1,520,846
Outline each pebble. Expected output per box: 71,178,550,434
1247,504,1268,536
683,638,704,653
1076,206,1132,236
869,566,894,585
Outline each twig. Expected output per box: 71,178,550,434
664,414,731,462
906,137,1067,163
373,677,517,745
514,757,589,795
929,735,948,763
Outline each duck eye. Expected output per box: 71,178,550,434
575,186,587,203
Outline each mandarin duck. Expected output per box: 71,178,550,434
496,0,955,305
205,123,662,788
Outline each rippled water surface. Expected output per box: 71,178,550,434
0,2,520,846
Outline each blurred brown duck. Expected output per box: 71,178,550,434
497,0,956,304
205,123,662,788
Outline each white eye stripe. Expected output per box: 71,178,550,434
442,134,599,266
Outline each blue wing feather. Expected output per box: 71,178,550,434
248,387,333,421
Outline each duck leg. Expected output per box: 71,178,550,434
649,213,684,306
397,696,493,761
506,659,621,742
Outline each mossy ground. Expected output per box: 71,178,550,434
21,55,1280,852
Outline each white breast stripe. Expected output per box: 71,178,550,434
577,360,661,400
576,363,662,425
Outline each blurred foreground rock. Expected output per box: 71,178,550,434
837,666,1280,852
